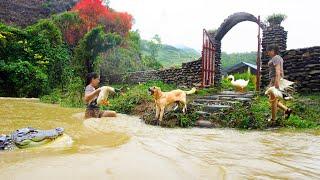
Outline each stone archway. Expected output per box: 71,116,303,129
210,12,265,86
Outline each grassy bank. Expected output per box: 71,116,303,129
107,81,320,130
106,80,320,129
40,80,320,130
210,94,320,130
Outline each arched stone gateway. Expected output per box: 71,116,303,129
215,12,264,41
107,12,294,90
206,12,265,87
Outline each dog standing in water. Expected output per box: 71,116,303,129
148,86,196,123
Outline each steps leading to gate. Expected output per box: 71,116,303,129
192,103,232,113
192,91,255,128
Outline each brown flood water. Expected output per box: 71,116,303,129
0,98,320,179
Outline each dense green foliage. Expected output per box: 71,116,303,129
0,61,48,97
0,20,70,97
73,26,121,79
40,76,85,108
101,31,162,82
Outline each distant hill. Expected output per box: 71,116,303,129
0,0,77,27
141,40,257,69
141,40,200,67
221,51,257,69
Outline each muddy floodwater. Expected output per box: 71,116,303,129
0,98,320,179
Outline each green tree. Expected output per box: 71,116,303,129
148,34,162,59
73,26,121,80
26,19,71,90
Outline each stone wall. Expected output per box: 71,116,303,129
109,60,202,87
260,23,320,92
261,24,320,91
213,40,222,86
281,46,320,91
122,70,161,84
260,24,288,89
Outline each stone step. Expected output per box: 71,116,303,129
220,90,254,95
195,111,211,117
233,97,252,102
191,103,231,113
191,91,253,115
202,94,254,100
195,120,214,128
193,99,238,106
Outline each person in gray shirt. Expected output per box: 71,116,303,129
266,44,292,123
83,72,117,119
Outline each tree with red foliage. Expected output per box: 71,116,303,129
52,12,86,47
71,0,133,37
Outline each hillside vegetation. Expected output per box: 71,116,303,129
141,40,200,67
141,39,257,69
0,0,77,27
221,51,257,69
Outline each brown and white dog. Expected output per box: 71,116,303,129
148,86,196,123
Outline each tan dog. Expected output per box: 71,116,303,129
148,86,196,122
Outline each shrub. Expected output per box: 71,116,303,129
27,20,71,90
285,93,320,127
0,61,48,97
0,24,30,63
60,76,85,108
266,13,287,25
40,89,62,104
282,115,317,129
177,112,199,127
26,19,63,46
0,21,71,92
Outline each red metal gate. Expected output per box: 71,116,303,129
201,29,216,87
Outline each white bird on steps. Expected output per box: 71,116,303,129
227,75,249,93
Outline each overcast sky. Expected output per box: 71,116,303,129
110,0,320,53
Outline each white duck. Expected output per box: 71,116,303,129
265,78,294,99
97,86,116,105
227,75,249,92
